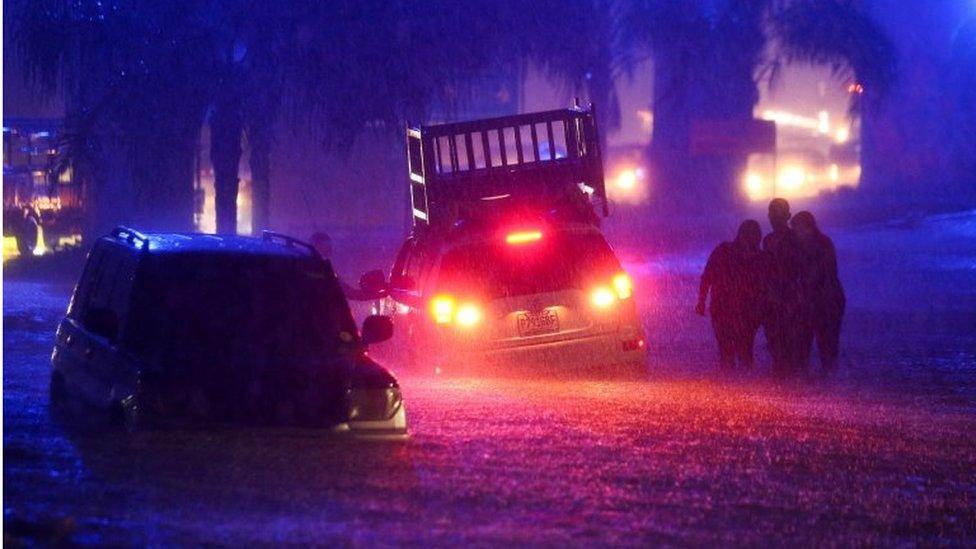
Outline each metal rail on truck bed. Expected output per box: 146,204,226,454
406,104,607,230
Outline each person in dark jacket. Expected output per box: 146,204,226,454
762,198,804,376
309,231,375,301
791,211,845,375
696,220,765,369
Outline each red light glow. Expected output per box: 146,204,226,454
505,230,543,245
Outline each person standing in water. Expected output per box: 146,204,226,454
696,220,765,369
762,198,804,376
791,211,845,376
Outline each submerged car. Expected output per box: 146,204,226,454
50,227,406,435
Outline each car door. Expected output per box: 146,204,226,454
388,239,432,314
71,243,133,407
54,242,108,404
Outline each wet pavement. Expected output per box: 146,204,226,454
4,214,976,545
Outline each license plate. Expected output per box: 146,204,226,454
517,309,559,337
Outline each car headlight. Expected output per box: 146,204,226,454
348,387,403,421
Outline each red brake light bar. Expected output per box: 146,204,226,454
505,230,543,245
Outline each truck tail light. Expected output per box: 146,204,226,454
455,303,483,327
613,273,633,300
430,295,455,324
430,295,482,327
591,286,616,308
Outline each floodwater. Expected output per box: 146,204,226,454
4,212,976,545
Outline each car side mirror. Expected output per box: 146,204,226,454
361,314,393,345
359,269,388,298
84,307,119,342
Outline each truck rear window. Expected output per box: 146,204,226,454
437,232,620,299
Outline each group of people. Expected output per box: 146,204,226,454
696,198,845,377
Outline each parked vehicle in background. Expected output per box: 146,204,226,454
50,227,406,436
2,119,84,261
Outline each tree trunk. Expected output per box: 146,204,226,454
648,32,760,212
211,98,244,235
586,62,617,157
130,120,198,232
648,48,693,211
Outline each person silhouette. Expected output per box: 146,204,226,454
791,211,845,376
762,198,804,376
697,220,765,369
309,231,372,300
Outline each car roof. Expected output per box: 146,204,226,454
106,231,318,259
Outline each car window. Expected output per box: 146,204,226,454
68,243,107,320
126,254,358,373
404,244,428,287
87,246,121,311
110,251,139,336
392,239,422,289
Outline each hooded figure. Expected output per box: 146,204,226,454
791,211,845,374
310,231,372,301
762,198,805,376
697,220,765,369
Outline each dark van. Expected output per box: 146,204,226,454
50,227,406,435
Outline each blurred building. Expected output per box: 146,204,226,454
2,119,85,260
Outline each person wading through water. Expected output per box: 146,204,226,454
762,198,805,377
791,211,845,377
696,220,765,369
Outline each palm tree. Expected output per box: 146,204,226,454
622,0,895,208
510,0,630,151
7,0,217,236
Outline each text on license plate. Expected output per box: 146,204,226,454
517,309,559,337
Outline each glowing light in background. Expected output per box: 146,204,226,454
742,161,861,201
817,110,830,134
744,172,766,200
2,236,21,262
607,165,649,205
615,169,638,190
778,166,807,191
760,110,821,132
33,225,49,256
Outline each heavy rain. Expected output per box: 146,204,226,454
3,0,976,545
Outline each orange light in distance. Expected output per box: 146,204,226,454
455,303,483,327
612,273,633,300
591,287,616,308
505,230,543,245
430,295,455,324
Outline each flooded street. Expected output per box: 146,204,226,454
5,214,976,545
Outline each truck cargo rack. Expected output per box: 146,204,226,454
406,104,607,230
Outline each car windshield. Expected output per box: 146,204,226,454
127,254,357,371
438,231,620,298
